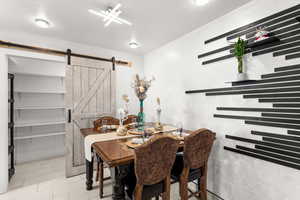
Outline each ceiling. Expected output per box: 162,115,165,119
0,0,251,55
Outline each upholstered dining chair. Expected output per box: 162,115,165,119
123,114,138,127
94,116,120,198
94,115,138,198
125,135,180,200
171,129,215,200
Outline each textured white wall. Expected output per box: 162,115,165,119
144,0,300,199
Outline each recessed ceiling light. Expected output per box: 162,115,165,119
129,41,139,49
193,0,209,6
35,18,50,28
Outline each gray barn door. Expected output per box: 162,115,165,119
65,56,116,177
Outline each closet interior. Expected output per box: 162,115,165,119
8,55,66,165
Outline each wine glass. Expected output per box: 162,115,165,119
101,119,108,133
176,122,183,137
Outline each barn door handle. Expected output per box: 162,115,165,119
68,109,72,123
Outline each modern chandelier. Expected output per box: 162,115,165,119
88,3,132,27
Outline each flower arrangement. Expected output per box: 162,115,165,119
131,74,155,128
131,74,155,101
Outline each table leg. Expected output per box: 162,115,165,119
86,157,94,190
110,165,130,200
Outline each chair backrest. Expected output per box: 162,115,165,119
183,129,215,169
134,136,179,185
123,115,138,125
93,116,120,130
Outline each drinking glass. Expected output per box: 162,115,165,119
176,122,183,137
101,119,108,133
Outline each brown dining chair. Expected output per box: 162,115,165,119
125,135,180,200
171,129,215,200
94,116,120,198
123,114,138,127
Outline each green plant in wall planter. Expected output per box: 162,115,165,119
234,38,248,81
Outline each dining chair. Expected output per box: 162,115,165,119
94,115,138,198
171,129,215,200
123,114,138,127
93,116,120,198
125,135,180,200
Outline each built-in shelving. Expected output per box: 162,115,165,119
9,55,66,164
14,106,65,110
14,90,65,94
15,120,66,128
15,132,65,140
14,72,65,78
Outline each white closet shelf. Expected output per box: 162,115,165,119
15,132,65,140
15,121,66,127
14,106,65,110
14,90,66,94
14,72,65,78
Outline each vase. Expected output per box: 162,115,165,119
137,100,145,131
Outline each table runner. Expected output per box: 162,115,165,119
84,125,178,161
84,132,137,161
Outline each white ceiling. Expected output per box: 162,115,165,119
0,0,251,55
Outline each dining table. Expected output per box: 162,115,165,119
80,124,193,200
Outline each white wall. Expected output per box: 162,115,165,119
0,33,143,193
144,0,300,200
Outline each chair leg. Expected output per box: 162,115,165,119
179,168,189,200
99,161,104,198
134,184,143,200
96,160,100,182
162,176,170,200
199,177,207,200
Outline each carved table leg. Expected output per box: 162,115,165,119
86,154,94,190
110,164,130,200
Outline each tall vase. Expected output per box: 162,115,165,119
138,100,145,130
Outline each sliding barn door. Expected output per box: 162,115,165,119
65,56,116,177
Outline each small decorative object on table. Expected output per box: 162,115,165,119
116,108,127,136
254,26,270,42
131,74,155,130
122,94,130,116
234,38,248,81
155,97,163,131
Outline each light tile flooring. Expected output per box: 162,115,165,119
0,157,214,200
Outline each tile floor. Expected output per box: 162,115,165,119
0,157,214,200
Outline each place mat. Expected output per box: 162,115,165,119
127,125,178,135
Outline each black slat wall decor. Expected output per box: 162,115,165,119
244,93,300,98
274,64,300,72
236,145,300,164
251,131,300,141
259,98,300,102
204,4,300,44
273,103,300,107
190,4,300,170
286,52,300,60
255,145,300,158
262,137,300,147
245,120,300,130
261,113,300,119
288,130,300,136
224,146,300,170
217,107,300,113
214,114,300,124
261,70,300,79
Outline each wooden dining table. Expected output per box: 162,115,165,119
80,125,193,200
